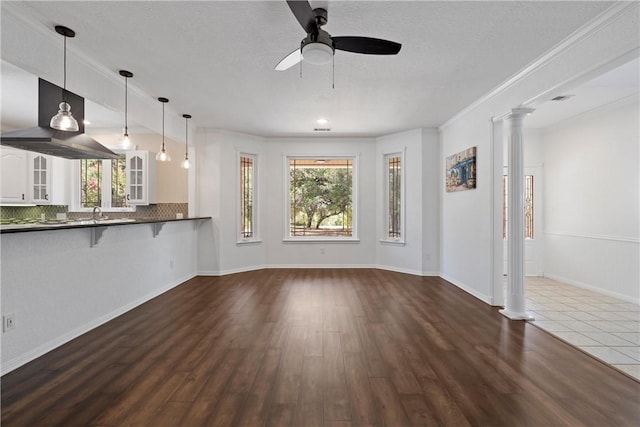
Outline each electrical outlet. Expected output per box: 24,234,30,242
3,313,16,332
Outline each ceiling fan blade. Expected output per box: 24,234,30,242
286,0,317,34
275,48,302,71
333,36,402,55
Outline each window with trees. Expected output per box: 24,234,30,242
384,152,404,242
239,154,257,241
287,157,356,239
78,155,129,210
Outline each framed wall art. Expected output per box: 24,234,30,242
446,146,477,192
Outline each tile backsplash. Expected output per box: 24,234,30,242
1,203,189,222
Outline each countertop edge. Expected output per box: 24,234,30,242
0,217,211,234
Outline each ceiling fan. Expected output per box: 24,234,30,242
275,0,402,71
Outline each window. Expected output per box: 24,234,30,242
503,174,534,239
76,154,131,211
383,152,404,242
239,154,257,241
287,156,357,240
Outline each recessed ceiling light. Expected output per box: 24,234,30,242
316,118,329,125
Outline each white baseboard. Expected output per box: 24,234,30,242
201,263,442,279
266,264,378,269
1,273,197,376
375,264,440,277
198,264,267,276
544,273,640,305
439,273,492,305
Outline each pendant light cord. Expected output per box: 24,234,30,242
124,77,128,133
62,35,67,102
185,117,188,157
162,103,165,150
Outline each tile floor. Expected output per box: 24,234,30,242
524,277,640,381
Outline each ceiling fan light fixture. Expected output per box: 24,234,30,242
302,42,334,65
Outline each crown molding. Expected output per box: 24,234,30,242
439,2,639,132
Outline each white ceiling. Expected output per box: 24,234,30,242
0,1,622,137
526,57,639,129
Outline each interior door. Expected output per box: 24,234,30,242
503,166,542,276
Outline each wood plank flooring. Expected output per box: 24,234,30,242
2,269,639,426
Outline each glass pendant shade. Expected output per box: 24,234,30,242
50,101,79,131
156,148,171,162
121,133,132,150
181,157,190,169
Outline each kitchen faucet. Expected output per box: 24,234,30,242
92,206,102,221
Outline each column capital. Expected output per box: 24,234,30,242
507,107,535,120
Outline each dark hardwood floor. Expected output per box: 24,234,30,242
2,269,639,426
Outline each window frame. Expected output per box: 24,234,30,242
283,154,359,243
69,151,136,213
381,149,406,245
237,152,260,244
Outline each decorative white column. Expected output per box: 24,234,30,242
500,107,535,320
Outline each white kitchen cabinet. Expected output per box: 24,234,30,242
28,153,51,203
1,147,28,203
27,152,68,205
125,150,157,205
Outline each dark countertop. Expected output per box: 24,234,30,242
0,217,211,234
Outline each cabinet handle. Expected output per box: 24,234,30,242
126,194,130,200
21,194,24,200
45,194,49,200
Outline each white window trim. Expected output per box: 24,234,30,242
283,153,359,242
237,151,261,245
380,148,406,245
69,152,136,213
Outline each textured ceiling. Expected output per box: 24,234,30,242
1,1,616,137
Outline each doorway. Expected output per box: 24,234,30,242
502,166,543,277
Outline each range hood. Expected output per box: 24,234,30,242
1,79,119,159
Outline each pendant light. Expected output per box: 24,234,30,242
156,97,171,162
181,114,191,169
119,70,134,149
50,25,79,132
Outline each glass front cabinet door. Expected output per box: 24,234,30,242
125,151,157,205
29,153,51,204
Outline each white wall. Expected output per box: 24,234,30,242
197,130,267,275
1,220,200,374
422,129,441,274
542,99,639,302
376,129,423,274
264,138,377,268
439,3,638,304
195,130,439,274
374,128,440,276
